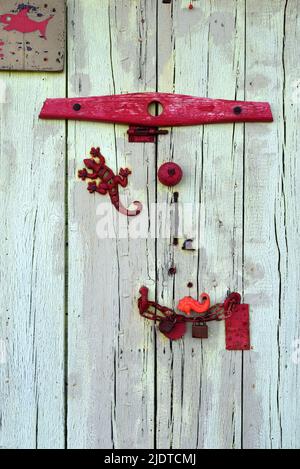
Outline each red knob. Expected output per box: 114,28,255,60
158,162,183,187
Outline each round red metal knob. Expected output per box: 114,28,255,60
158,162,183,187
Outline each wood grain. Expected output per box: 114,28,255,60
243,0,300,449
156,0,245,449
0,71,65,447
67,0,157,449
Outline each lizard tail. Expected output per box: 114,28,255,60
111,197,142,217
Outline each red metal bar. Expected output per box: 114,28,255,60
39,93,273,127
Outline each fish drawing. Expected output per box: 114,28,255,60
0,7,53,39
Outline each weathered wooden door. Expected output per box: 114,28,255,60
1,0,299,449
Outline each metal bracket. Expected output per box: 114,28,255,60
127,126,168,143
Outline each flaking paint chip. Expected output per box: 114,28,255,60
0,0,65,71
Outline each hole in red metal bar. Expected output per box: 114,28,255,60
233,106,242,115
148,101,164,117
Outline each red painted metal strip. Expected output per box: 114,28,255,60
39,93,273,126
225,304,250,351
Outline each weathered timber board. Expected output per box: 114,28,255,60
0,0,299,449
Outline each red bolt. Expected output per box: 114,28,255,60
189,2,194,9
168,267,177,276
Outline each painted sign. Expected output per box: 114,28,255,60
0,1,65,71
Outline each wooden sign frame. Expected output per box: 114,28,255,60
0,0,65,72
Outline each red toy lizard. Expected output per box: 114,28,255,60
78,147,142,216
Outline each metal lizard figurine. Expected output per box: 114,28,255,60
78,147,142,216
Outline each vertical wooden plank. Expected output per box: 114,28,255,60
156,0,245,448
0,72,65,447
108,0,157,449
67,0,157,449
243,0,282,449
280,0,300,448
243,0,300,449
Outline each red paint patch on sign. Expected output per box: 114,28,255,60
0,7,53,39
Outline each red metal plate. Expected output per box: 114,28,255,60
225,304,250,351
